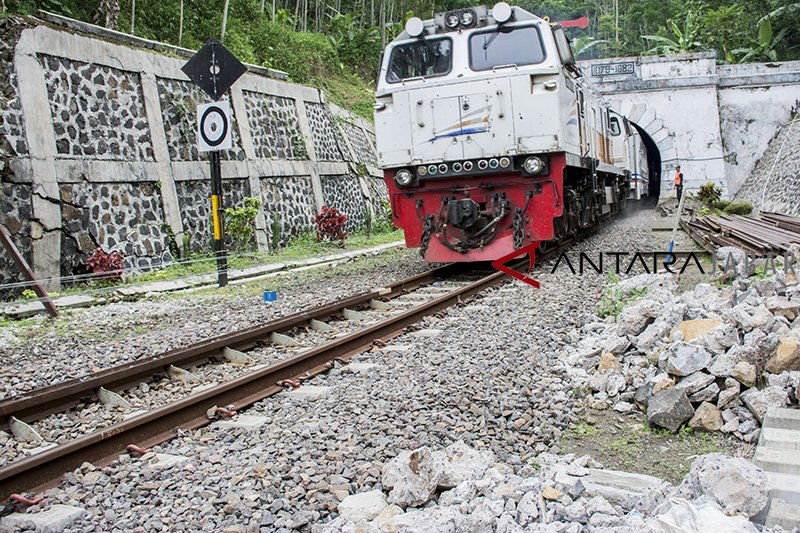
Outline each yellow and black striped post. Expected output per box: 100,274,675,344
210,151,228,287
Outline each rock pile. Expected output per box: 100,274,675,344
319,442,768,532
576,247,800,441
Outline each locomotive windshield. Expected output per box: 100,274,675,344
386,38,452,83
469,26,546,70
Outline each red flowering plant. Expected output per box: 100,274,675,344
85,247,124,282
315,206,348,246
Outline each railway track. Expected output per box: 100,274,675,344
0,225,604,501
0,262,510,500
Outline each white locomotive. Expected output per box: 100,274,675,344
374,3,652,262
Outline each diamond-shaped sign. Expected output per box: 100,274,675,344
181,38,247,101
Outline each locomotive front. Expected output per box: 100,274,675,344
374,3,582,262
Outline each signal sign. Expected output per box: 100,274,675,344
181,38,246,101
196,101,232,153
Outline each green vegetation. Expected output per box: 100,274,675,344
224,196,262,251
722,201,753,215
596,272,648,318
4,0,798,122
560,410,733,484
696,182,723,206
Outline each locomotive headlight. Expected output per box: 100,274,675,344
491,2,513,23
405,17,425,37
460,10,475,26
395,169,414,186
445,13,459,28
523,156,545,175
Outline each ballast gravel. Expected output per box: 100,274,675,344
6,208,712,531
0,248,431,400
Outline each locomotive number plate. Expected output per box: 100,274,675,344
591,62,636,77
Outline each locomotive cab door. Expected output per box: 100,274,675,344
577,88,588,157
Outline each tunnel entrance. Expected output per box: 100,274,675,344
631,122,662,204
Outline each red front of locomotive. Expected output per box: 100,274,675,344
385,153,565,262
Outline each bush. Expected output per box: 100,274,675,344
696,182,722,205
315,206,348,245
225,196,262,251
712,199,731,211
85,247,124,282
723,201,753,215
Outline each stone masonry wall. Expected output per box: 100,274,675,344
734,116,800,216
321,174,367,233
0,17,383,295
0,17,33,294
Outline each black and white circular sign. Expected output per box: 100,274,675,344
196,101,233,152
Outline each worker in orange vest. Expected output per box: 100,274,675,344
674,165,684,201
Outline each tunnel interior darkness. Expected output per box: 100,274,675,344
631,122,662,202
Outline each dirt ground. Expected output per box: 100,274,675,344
558,407,754,485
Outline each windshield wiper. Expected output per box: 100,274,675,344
482,32,501,51
419,35,440,57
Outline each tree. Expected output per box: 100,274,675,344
731,19,789,62
95,0,120,30
642,11,705,54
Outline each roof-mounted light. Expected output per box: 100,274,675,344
491,2,512,24
460,10,475,26
405,17,425,37
445,13,459,29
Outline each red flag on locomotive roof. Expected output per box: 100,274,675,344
554,16,589,29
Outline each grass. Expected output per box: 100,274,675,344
559,408,742,484
5,229,404,304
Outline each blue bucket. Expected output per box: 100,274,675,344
263,290,277,302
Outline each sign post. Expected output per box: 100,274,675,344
181,39,247,288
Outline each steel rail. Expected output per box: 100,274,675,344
0,264,511,500
0,263,466,425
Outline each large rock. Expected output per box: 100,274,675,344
676,453,768,518
717,379,742,409
382,447,454,507
665,343,713,377
651,498,758,532
675,372,715,396
617,298,663,336
381,442,495,508
635,305,686,352
716,246,750,278
740,386,789,422
725,304,774,333
765,295,799,321
597,353,622,373
730,361,756,388
443,440,495,485
766,337,800,373
338,490,388,522
647,389,695,432
689,402,723,431
672,319,723,343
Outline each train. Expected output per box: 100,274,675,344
373,3,652,262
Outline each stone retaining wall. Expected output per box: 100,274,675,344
0,16,386,294
734,116,800,215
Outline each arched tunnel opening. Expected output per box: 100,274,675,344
631,122,662,204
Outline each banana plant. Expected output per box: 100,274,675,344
731,19,789,62
642,11,705,54
571,36,608,58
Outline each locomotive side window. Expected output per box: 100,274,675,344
468,26,546,71
609,116,621,136
386,38,452,83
